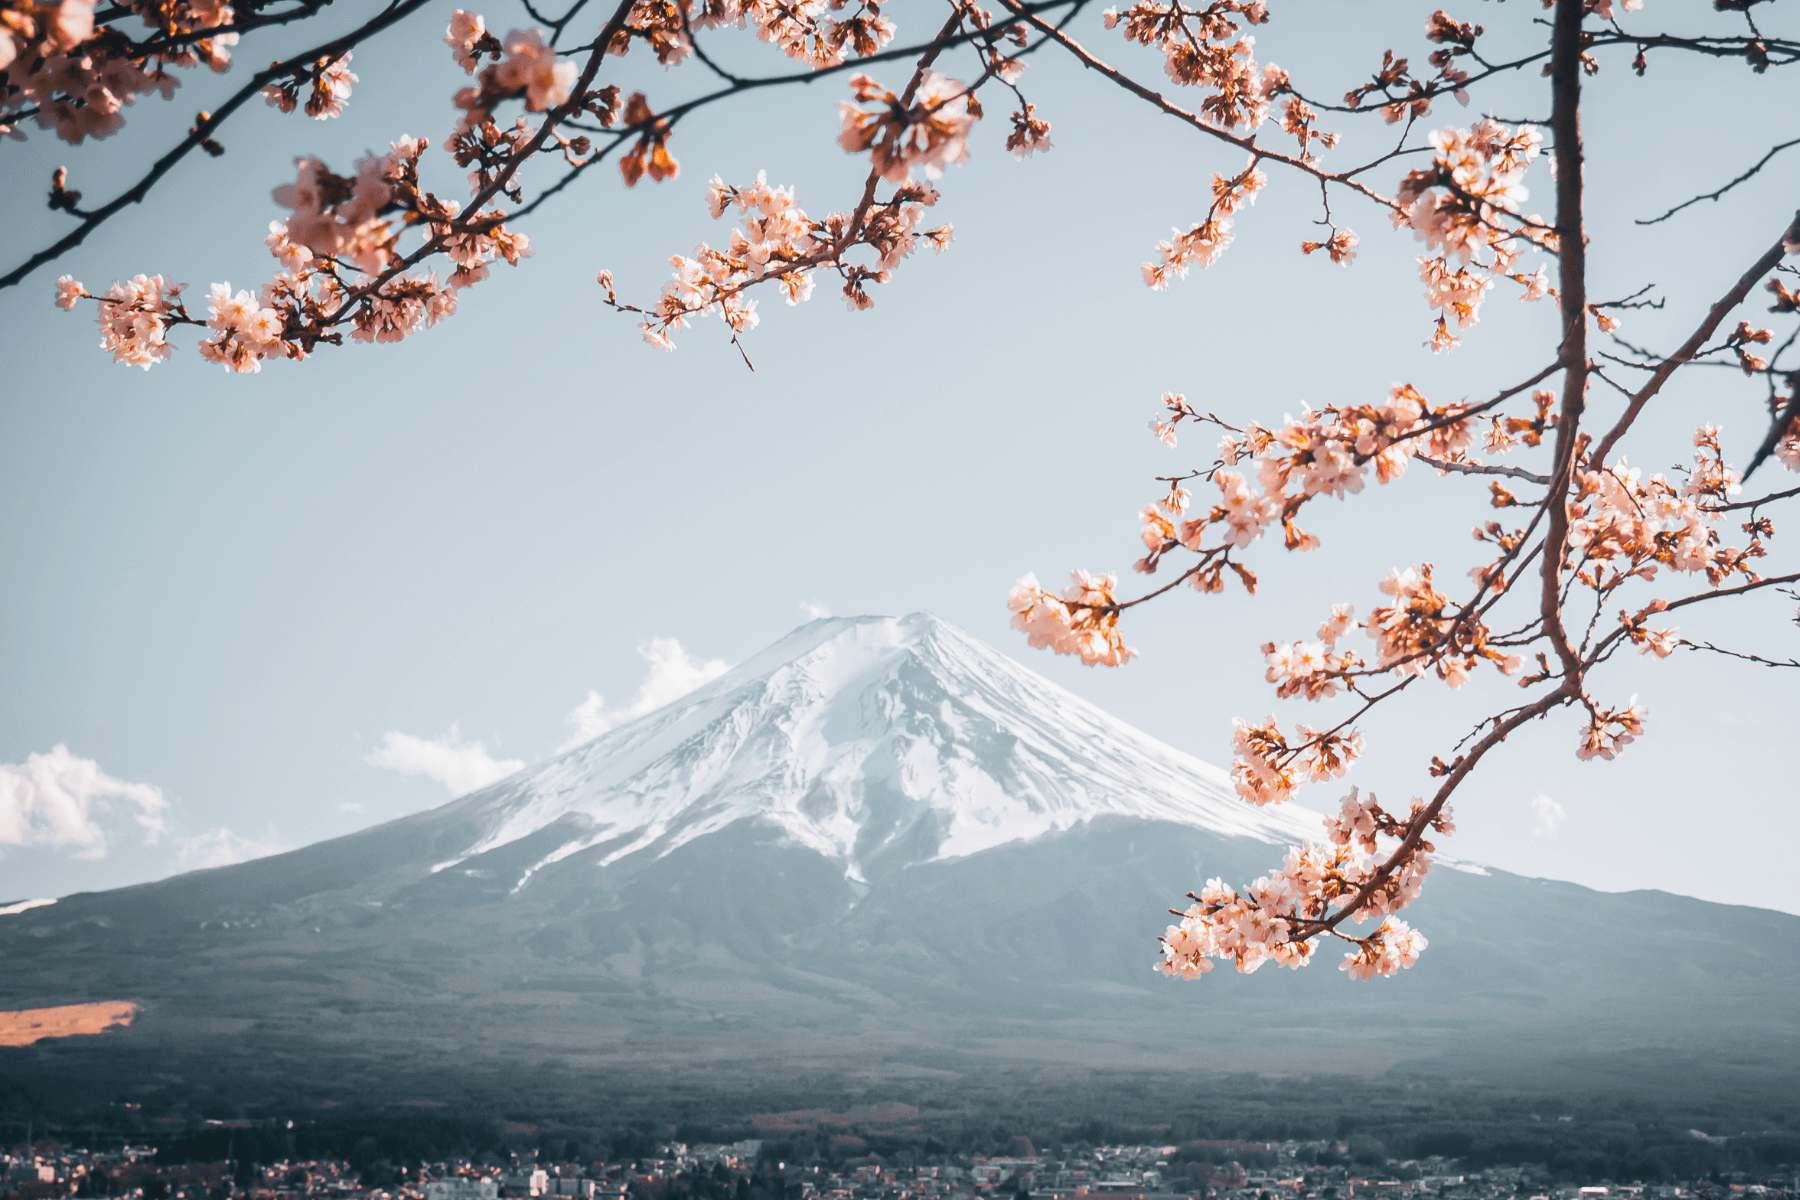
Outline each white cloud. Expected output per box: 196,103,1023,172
559,637,731,751
800,600,832,620
0,898,56,917
337,801,366,815
1530,792,1565,837
0,745,167,859
367,727,523,796
176,826,288,872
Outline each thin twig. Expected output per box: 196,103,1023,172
1637,136,1800,225
1415,455,1550,485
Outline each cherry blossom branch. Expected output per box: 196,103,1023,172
991,0,1401,213
304,0,642,326
1587,214,1800,466
1289,681,1572,944
0,0,437,291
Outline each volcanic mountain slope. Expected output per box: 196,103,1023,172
2,613,1796,1102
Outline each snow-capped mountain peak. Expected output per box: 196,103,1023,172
431,613,1323,892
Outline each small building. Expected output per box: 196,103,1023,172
426,1179,501,1200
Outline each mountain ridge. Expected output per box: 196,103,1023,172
414,612,1325,892
1,612,1795,1108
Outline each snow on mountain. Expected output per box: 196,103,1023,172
5,612,1799,1105
429,613,1324,893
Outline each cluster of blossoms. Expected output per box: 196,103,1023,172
2,0,243,142
1262,604,1361,700
1006,570,1138,667
1396,119,1554,350
1566,433,1759,591
57,133,530,369
607,64,974,354
1142,158,1265,289
1228,715,1364,806
1575,697,1647,762
1778,414,1800,474
1157,786,1445,979
611,169,950,351
603,0,898,69
1341,10,1489,126
55,271,183,367
1103,0,1282,128
446,12,577,136
685,0,896,68
1367,563,1523,685
1100,1,1355,287
837,70,978,184
260,51,356,120
1134,383,1486,593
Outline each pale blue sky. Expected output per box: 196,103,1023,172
2,0,1795,912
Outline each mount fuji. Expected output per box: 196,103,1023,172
2,613,1796,1104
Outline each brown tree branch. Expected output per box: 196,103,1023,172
1587,215,1800,467
1538,0,1591,686
0,0,436,291
992,0,1400,213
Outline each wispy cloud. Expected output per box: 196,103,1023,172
800,600,832,620
559,637,730,751
367,727,524,796
1530,793,1565,837
176,826,288,872
0,745,167,859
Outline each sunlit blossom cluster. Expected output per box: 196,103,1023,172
56,135,530,371
260,52,356,120
1158,834,1432,981
837,71,978,184
55,272,183,367
1567,443,1758,589
1102,0,1281,129
1142,158,1269,288
1396,119,1554,350
1155,781,1447,979
1576,697,1647,762
449,16,577,136
686,0,895,68
1227,716,1364,806
2,0,243,143
608,167,951,352
1006,571,1138,667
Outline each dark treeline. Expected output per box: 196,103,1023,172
2,1067,1796,1187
